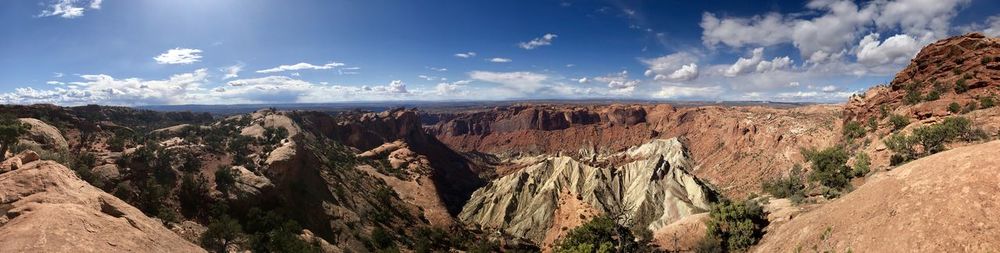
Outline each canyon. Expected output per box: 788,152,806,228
0,33,998,252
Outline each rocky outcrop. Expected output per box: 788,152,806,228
845,33,1000,124
0,151,39,173
753,140,1000,252
0,159,205,252
458,138,715,244
17,118,69,151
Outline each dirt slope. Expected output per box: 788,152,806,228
754,140,1000,252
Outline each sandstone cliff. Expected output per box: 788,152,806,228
0,156,205,252
458,138,715,244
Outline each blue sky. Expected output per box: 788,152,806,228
1,0,999,105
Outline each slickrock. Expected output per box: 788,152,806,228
753,140,1000,252
18,118,69,151
0,159,205,252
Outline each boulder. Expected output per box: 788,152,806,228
17,118,69,151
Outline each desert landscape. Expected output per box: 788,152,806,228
3,0,1000,252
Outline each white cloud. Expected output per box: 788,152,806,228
594,70,640,93
53,72,64,78
875,0,969,40
435,80,471,95
153,48,203,65
489,57,512,63
0,69,209,105
700,0,964,64
653,86,724,99
37,0,102,18
958,15,1000,37
429,67,448,72
469,71,548,93
665,63,699,81
856,33,921,66
519,33,558,49
418,75,445,81
256,62,345,73
700,12,794,48
454,52,477,58
642,52,701,82
820,85,840,92
577,77,589,83
723,48,793,77
220,63,244,80
46,81,65,85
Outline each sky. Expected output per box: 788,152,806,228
1,0,1000,106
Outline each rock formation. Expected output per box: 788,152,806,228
0,156,205,252
428,104,842,197
754,140,1000,252
458,138,715,244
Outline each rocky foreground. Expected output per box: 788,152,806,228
755,140,1000,252
0,152,204,252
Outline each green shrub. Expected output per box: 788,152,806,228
702,199,768,252
842,121,866,140
904,87,922,105
866,117,877,131
980,96,995,109
215,167,236,197
761,165,805,203
983,56,994,65
955,78,968,94
852,153,870,177
948,102,961,113
885,117,981,165
201,215,245,252
554,215,647,253
924,90,940,101
879,105,890,119
803,146,852,190
889,114,909,131
0,114,31,157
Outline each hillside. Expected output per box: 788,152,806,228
754,140,1000,252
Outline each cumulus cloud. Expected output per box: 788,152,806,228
256,62,345,73
653,86,724,99
519,33,558,49
454,52,477,58
875,0,969,40
700,12,793,48
37,0,102,19
666,63,700,81
594,70,640,94
723,48,793,77
701,0,964,64
153,48,203,65
220,63,244,80
434,80,471,95
489,57,512,63
856,33,921,66
958,15,1000,37
469,71,548,93
642,52,700,82
0,69,209,105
